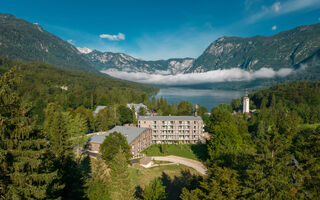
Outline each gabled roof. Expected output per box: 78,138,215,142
127,103,147,112
138,116,202,121
93,105,106,116
89,126,148,144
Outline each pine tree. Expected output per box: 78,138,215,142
44,103,72,160
86,158,111,200
131,105,137,125
44,103,87,199
181,166,240,200
142,178,167,200
0,69,57,199
109,149,134,200
65,112,88,161
243,107,295,199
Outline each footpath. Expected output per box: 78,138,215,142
151,155,207,175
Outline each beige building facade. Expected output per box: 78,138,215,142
138,116,204,144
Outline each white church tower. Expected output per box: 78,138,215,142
243,92,250,114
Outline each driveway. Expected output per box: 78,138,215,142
151,155,207,175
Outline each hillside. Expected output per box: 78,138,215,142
250,81,320,123
0,13,98,73
0,58,158,122
190,23,320,72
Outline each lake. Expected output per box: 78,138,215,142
155,87,244,111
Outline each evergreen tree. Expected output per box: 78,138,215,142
109,149,134,200
181,166,240,200
95,107,114,131
138,106,147,116
99,132,132,164
118,105,133,125
44,103,86,199
44,103,72,160
0,69,57,199
142,178,167,200
180,188,202,200
131,105,137,125
244,107,295,199
86,158,111,200
294,126,320,198
177,101,193,116
207,122,243,159
65,113,88,161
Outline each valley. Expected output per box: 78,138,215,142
0,5,319,200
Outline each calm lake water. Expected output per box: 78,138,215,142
155,87,243,111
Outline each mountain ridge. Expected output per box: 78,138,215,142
85,50,195,74
190,23,320,72
0,13,99,74
81,23,320,77
0,13,319,86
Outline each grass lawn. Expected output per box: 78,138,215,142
128,163,203,200
141,144,207,161
128,163,201,187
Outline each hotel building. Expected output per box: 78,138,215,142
138,116,204,144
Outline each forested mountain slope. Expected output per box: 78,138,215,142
0,13,98,73
250,81,320,123
0,58,157,122
190,23,320,72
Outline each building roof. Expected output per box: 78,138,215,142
138,116,202,121
93,105,107,116
140,156,152,165
127,103,147,112
89,126,148,144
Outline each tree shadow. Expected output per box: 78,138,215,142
79,154,92,177
62,154,92,199
190,143,208,162
134,185,144,199
160,170,203,200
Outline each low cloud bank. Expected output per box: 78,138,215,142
101,67,295,85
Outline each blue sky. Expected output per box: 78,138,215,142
1,0,320,60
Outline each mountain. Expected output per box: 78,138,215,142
190,23,320,72
83,23,319,80
0,13,98,73
85,50,194,74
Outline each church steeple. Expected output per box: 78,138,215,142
243,91,250,114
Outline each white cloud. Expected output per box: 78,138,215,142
272,25,277,30
76,47,93,54
272,2,281,12
99,33,125,41
101,67,295,85
246,0,320,24
67,39,75,45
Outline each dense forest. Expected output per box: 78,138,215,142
0,62,319,199
177,81,320,199
249,81,320,123
0,58,157,123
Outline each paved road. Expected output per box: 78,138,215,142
151,155,207,175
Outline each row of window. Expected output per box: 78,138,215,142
153,130,201,134
151,125,202,129
147,120,201,125
152,135,199,140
